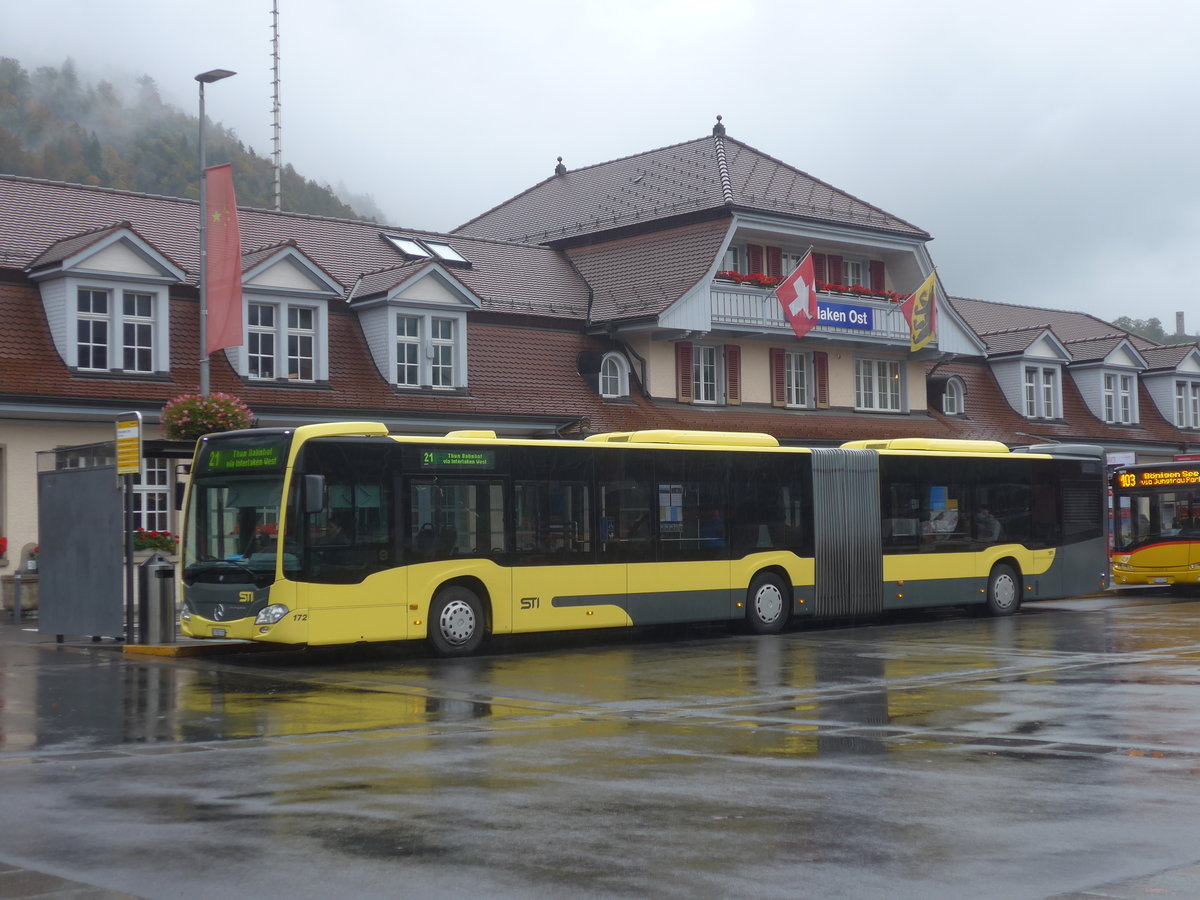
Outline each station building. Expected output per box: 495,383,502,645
1,118,1197,566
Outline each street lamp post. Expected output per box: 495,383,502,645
195,68,236,396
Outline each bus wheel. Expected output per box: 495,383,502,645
746,573,789,635
428,585,486,656
985,563,1021,616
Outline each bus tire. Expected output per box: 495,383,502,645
985,563,1021,616
746,572,790,635
428,585,486,657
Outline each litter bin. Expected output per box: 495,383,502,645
137,554,176,644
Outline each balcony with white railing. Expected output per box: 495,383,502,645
710,281,913,343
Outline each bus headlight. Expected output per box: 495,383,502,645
255,604,290,625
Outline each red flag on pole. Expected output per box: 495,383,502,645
205,163,244,355
774,250,818,339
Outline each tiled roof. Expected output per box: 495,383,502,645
923,359,1191,445
28,221,134,269
0,176,589,321
975,327,1052,355
455,133,929,244
566,219,731,323
949,295,1158,350
1141,344,1200,371
1062,335,1139,364
0,276,625,430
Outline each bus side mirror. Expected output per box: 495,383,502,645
303,474,325,515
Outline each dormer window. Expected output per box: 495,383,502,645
1024,366,1060,419
1175,380,1200,428
942,377,965,415
245,300,322,382
72,285,169,374
600,352,631,398
392,310,465,390
1103,373,1136,424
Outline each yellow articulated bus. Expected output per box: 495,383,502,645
1111,461,1200,590
179,423,1110,656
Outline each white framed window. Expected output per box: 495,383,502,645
722,246,739,271
287,306,315,381
855,358,901,411
692,345,721,404
782,251,808,275
73,285,167,373
1024,365,1060,419
248,303,276,379
242,300,322,382
396,315,421,386
122,291,154,373
943,378,964,415
842,259,864,287
132,458,171,533
431,318,455,388
1176,380,1200,428
785,351,808,407
600,353,631,398
389,308,467,390
77,288,109,370
1103,373,1135,424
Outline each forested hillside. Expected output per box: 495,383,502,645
0,57,375,219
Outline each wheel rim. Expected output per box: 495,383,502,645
754,583,784,624
992,573,1016,610
439,598,477,645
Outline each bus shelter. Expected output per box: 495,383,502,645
35,439,193,640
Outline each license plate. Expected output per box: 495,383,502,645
212,628,227,637
1153,578,1167,584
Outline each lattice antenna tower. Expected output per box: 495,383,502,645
271,0,282,211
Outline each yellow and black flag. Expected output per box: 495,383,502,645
901,271,937,351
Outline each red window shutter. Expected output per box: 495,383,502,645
814,351,829,409
813,253,827,284
676,342,693,403
869,260,885,292
766,247,783,278
827,255,844,287
770,348,787,407
725,344,741,405
747,244,764,275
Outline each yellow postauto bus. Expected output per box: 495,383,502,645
1111,461,1200,590
179,423,1109,655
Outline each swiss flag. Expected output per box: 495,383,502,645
774,250,818,339
205,164,244,355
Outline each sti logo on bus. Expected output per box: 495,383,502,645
238,591,255,603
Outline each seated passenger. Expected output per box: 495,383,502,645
975,506,1001,542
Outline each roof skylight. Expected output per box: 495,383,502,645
423,240,469,264
382,233,471,267
384,235,431,258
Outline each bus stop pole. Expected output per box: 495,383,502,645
123,475,135,642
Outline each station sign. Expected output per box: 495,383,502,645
818,301,873,331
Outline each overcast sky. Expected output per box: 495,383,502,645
8,0,1200,327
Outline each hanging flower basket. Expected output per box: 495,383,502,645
161,392,253,441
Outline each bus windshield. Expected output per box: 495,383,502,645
183,474,292,587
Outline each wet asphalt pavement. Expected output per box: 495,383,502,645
4,592,1200,898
